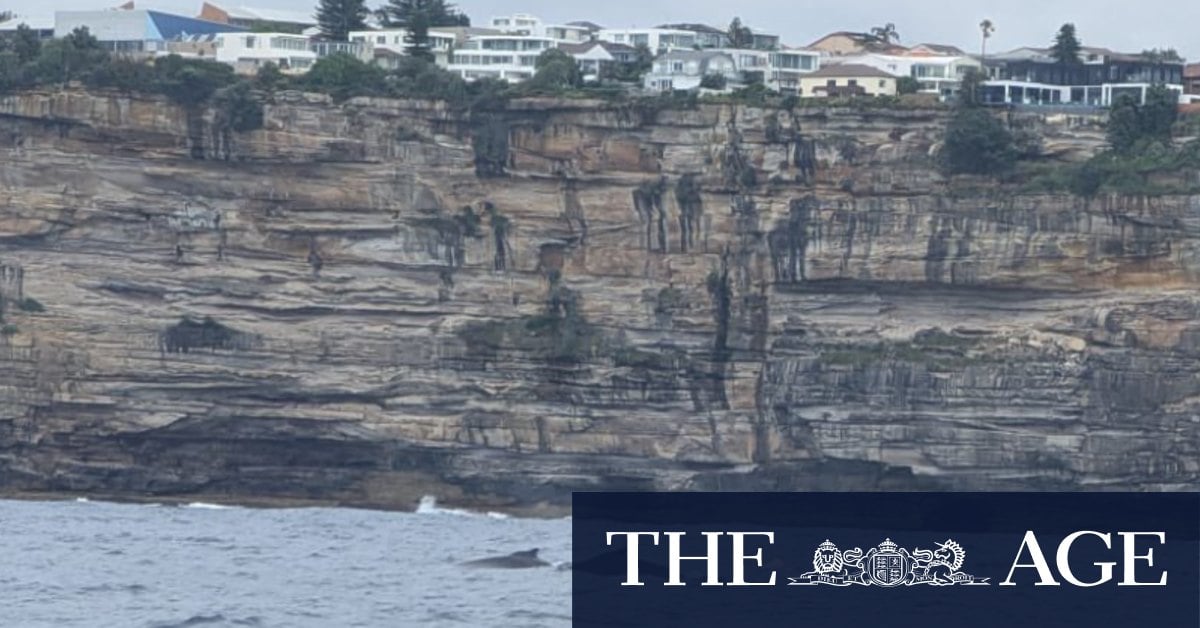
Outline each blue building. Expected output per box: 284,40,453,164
55,9,245,54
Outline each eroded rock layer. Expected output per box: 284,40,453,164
0,89,1196,513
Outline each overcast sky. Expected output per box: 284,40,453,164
11,0,1200,60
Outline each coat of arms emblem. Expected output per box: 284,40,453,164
789,538,989,587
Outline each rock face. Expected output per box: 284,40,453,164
0,89,1197,514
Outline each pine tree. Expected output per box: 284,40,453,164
382,0,469,62
315,0,369,42
1051,23,1081,65
727,18,752,49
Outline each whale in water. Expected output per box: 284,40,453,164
462,548,552,569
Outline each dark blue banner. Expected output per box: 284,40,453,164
572,492,1200,628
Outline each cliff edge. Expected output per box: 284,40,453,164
0,89,1196,514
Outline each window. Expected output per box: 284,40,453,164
827,79,836,87
879,80,886,88
245,36,256,48
848,79,857,87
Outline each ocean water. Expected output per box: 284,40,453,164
0,498,571,628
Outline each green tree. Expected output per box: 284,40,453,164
214,81,264,132
870,23,900,44
940,108,1016,175
957,67,984,107
254,61,288,91
979,19,995,61
1139,84,1179,141
383,0,469,61
33,27,108,85
1051,23,1081,65
620,43,654,82
700,73,727,90
0,51,25,92
896,75,921,95
1106,85,1179,153
727,17,752,49
2,23,42,64
87,57,156,92
526,48,582,91
1106,94,1142,153
315,0,369,42
302,52,387,101
1141,48,1183,63
152,55,237,106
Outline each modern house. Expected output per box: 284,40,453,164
348,28,457,65
559,40,637,80
489,13,592,43
656,23,729,49
807,31,906,56
489,14,543,35
750,29,781,51
831,52,982,98
446,34,557,82
197,3,315,34
643,50,737,91
1183,63,1200,95
907,43,967,56
598,28,697,53
798,64,898,98
213,31,317,74
766,49,822,93
54,8,243,54
711,48,821,93
982,46,1186,106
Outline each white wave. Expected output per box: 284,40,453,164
416,495,509,520
74,497,90,503
182,502,233,510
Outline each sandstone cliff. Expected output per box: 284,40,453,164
0,89,1196,514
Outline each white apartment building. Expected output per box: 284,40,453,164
214,32,316,73
831,53,982,98
347,28,456,65
490,13,592,43
645,48,820,93
489,13,543,35
447,34,557,82
598,28,697,53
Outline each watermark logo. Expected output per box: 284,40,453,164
789,538,988,587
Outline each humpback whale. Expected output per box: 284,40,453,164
462,548,552,569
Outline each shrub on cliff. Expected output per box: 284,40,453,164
213,82,264,132
302,53,388,102
700,74,727,90
152,55,238,107
940,107,1016,175
1107,86,1178,153
523,49,582,93
389,57,469,105
30,27,108,85
0,23,42,65
86,57,158,93
0,51,29,92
